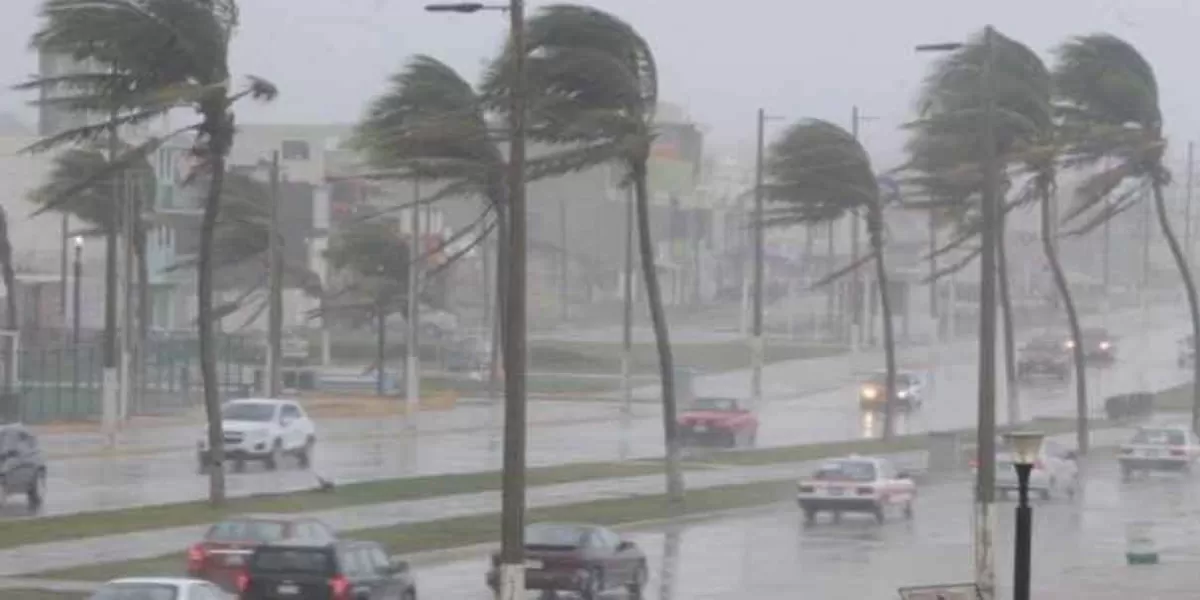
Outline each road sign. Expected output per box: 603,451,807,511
898,583,981,600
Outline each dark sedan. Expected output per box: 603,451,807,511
1017,335,1071,382
486,522,648,600
1069,327,1115,363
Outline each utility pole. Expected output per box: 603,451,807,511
120,171,135,421
559,196,569,321
59,212,68,318
619,186,635,459
101,111,120,444
1186,142,1194,268
751,109,766,410
973,26,1000,600
266,151,283,397
499,2,529,599
849,106,877,348
405,178,422,423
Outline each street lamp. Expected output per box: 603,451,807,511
916,26,1000,600
73,236,84,345
427,3,528,600
1005,430,1044,600
751,108,783,410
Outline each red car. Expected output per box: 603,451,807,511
676,397,758,448
186,513,336,591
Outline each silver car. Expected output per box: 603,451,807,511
973,437,1079,500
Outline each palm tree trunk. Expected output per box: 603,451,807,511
868,210,898,440
634,166,683,506
1040,186,1088,454
376,307,386,396
1152,183,1200,434
198,151,228,506
996,217,1019,423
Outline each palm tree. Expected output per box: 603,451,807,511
760,119,899,438
0,207,17,415
351,55,510,419
28,145,157,411
1053,34,1200,431
484,4,684,503
21,0,277,506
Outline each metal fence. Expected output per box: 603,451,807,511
10,334,260,424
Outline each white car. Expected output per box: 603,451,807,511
197,399,316,473
796,456,916,524
979,437,1079,500
88,577,234,599
1118,425,1200,479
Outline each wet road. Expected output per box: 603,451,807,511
4,305,1189,517
402,456,1200,599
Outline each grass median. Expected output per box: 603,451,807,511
33,478,797,581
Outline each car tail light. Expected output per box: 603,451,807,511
1170,447,1186,457
186,544,207,570
235,572,249,593
330,575,351,600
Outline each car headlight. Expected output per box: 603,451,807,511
861,386,878,399
1064,340,1075,349
897,390,910,398
1099,341,1111,350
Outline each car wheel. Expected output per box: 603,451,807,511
27,470,45,510
581,568,603,600
264,440,283,471
1121,464,1135,482
872,504,886,524
904,501,914,520
297,436,315,469
627,562,648,599
748,431,758,448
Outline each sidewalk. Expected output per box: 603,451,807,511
0,427,1133,579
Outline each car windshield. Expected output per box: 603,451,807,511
525,523,587,547
691,397,738,412
1082,329,1109,342
1025,337,1062,351
813,460,877,482
221,403,276,422
1132,429,1186,446
206,519,287,543
251,547,335,575
88,583,178,600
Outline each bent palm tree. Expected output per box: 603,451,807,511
1053,33,1200,432
22,0,277,505
761,120,899,438
484,4,684,503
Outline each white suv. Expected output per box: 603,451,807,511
197,399,316,473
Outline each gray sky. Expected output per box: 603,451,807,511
0,0,1197,168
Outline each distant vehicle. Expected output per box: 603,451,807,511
677,396,759,448
1067,327,1115,363
1017,335,1071,382
0,423,46,510
486,522,648,600
187,514,336,591
1179,335,1194,368
87,577,233,600
197,399,316,473
858,370,924,412
795,456,916,524
1118,426,1200,480
974,437,1079,500
238,539,415,600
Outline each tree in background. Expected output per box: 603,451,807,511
761,119,899,439
323,221,412,396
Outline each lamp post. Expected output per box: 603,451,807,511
72,236,83,345
751,108,782,410
426,3,527,600
916,26,1000,600
1005,430,1044,600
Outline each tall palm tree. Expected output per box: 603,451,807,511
484,4,684,503
21,0,277,506
1053,34,1200,431
351,55,510,418
761,119,899,438
903,29,1070,426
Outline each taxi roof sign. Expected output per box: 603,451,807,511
897,583,981,600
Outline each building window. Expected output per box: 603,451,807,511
281,140,311,161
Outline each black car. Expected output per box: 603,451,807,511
486,522,648,600
239,540,416,600
1072,327,1116,363
0,423,46,510
1017,336,1071,381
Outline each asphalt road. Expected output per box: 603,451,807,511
399,455,1200,599
1,305,1189,518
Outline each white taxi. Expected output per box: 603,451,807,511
796,456,916,524
1119,425,1200,479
